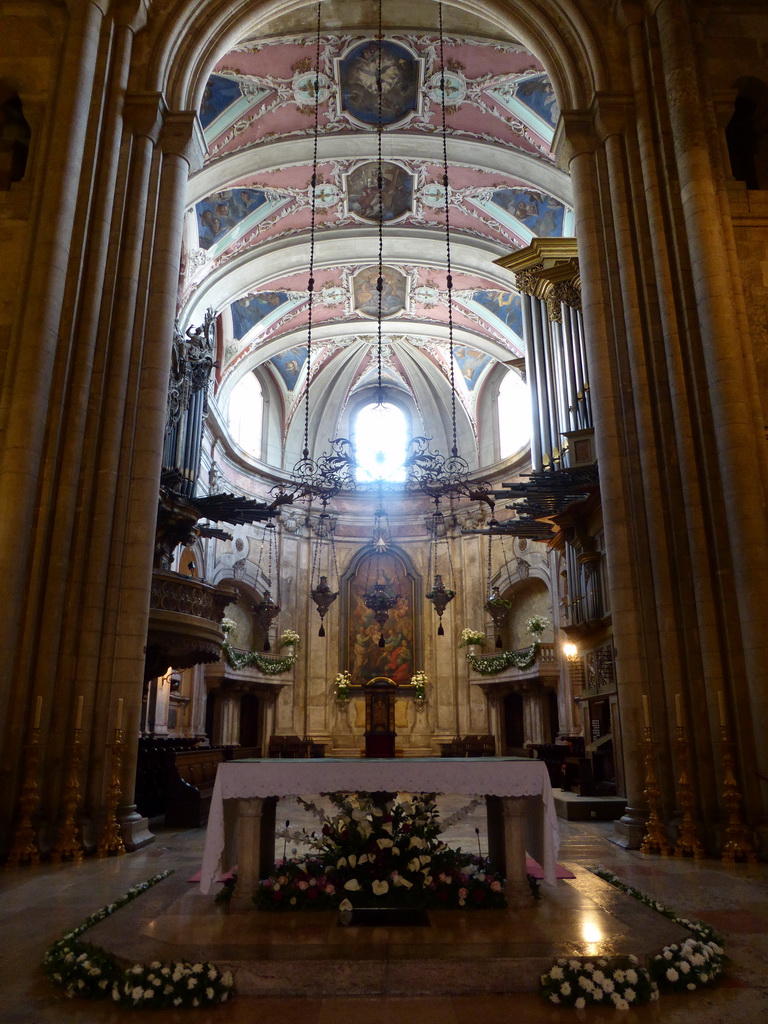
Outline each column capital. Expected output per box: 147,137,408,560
160,111,207,172
123,91,167,142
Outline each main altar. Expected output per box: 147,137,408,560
199,757,560,905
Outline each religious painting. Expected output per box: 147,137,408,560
514,74,560,129
346,161,413,222
200,75,243,129
490,188,565,238
454,345,491,390
471,290,524,337
346,550,415,686
196,189,268,249
269,346,306,390
231,291,290,340
353,266,407,318
338,40,420,127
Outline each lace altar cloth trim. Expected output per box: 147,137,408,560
199,758,560,892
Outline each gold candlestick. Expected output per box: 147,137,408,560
640,728,672,856
673,725,706,859
50,729,84,863
719,725,757,864
6,729,42,867
97,728,126,857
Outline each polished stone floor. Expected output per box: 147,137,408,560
2,795,768,1023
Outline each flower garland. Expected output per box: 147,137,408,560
591,868,723,944
540,868,725,1010
468,644,539,675
254,793,508,911
221,637,296,674
41,872,235,1007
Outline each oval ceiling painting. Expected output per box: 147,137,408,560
338,40,421,127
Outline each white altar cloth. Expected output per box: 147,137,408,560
199,758,560,894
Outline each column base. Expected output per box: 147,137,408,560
609,818,645,850
119,812,155,851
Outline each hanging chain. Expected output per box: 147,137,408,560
256,523,268,584
487,530,494,597
376,0,384,402
439,2,458,459
302,2,323,461
265,523,275,588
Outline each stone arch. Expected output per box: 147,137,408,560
140,0,610,120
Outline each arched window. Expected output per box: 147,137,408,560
227,371,263,457
354,401,408,483
498,370,531,459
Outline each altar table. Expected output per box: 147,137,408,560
198,757,560,902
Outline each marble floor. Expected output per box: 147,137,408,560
1,795,767,1023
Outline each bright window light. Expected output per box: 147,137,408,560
498,370,531,458
228,372,263,457
355,401,407,483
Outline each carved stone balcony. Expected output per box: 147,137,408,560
144,570,231,681
468,642,561,697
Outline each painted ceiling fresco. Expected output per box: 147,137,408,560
181,22,573,449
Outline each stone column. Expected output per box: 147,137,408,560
0,0,107,828
652,0,768,820
113,110,207,847
558,115,650,843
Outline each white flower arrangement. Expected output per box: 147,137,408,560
651,938,724,991
458,628,486,648
410,670,428,699
220,617,238,638
278,629,300,647
540,955,658,1008
41,872,236,1007
334,670,352,701
525,614,550,636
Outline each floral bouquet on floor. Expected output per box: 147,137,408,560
650,937,724,991
540,955,658,1009
254,793,507,911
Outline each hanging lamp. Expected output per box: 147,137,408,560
253,521,280,650
362,487,401,647
425,500,456,635
484,532,512,648
309,506,340,637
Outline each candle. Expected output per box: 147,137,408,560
718,691,727,728
675,693,683,728
33,695,42,730
116,698,124,730
642,694,650,729
75,695,84,731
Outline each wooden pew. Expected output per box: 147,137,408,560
165,748,224,827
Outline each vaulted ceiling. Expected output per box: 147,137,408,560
180,4,573,470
